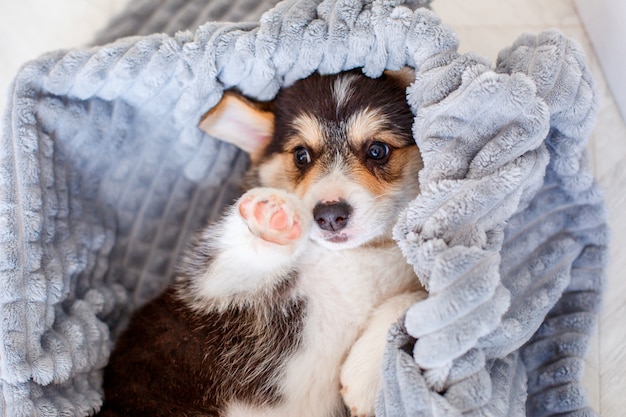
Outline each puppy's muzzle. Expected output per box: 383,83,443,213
313,201,353,232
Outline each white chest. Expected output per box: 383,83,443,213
223,242,419,417
275,244,417,417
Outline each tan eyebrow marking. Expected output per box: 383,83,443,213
284,113,325,151
345,108,408,149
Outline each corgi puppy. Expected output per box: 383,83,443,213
97,70,427,417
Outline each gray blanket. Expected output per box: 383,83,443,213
0,0,607,416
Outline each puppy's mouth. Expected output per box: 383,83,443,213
323,233,349,244
312,225,380,250
311,229,353,249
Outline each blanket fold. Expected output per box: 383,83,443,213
382,29,605,417
0,0,607,416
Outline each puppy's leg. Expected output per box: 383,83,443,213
340,291,427,417
179,187,311,309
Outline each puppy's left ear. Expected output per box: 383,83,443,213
199,92,275,159
384,67,415,88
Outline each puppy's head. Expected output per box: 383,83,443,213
200,70,423,249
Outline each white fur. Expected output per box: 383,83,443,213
332,74,358,111
224,238,422,417
276,245,422,417
184,186,425,417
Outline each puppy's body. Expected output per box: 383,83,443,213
99,70,426,417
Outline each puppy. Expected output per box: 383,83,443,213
97,69,427,417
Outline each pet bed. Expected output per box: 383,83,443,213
0,0,608,415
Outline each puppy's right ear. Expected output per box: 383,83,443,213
199,92,275,158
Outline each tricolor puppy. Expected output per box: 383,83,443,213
98,70,427,417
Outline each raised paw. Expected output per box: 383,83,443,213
238,188,308,246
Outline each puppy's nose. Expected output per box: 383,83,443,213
313,201,352,232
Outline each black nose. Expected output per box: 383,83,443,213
313,201,352,232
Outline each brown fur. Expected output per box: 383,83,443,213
98,286,305,417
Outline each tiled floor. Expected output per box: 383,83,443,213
1,1,624,416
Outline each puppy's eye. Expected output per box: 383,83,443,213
366,141,390,163
294,146,312,167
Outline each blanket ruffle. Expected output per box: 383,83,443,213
381,30,606,417
0,0,606,416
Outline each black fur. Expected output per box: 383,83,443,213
266,70,415,157
98,284,305,416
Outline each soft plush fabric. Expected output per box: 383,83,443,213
0,0,607,416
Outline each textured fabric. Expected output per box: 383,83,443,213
381,30,606,417
0,0,606,416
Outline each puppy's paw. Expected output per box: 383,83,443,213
238,188,308,246
340,293,425,417
339,314,392,417
340,343,380,417
340,365,378,417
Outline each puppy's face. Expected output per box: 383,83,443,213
200,70,423,249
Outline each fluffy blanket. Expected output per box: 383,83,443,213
0,0,607,416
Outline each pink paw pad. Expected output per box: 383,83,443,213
239,194,302,245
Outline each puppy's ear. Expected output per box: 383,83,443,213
199,92,274,158
384,67,415,88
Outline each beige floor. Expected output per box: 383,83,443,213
1,1,624,416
